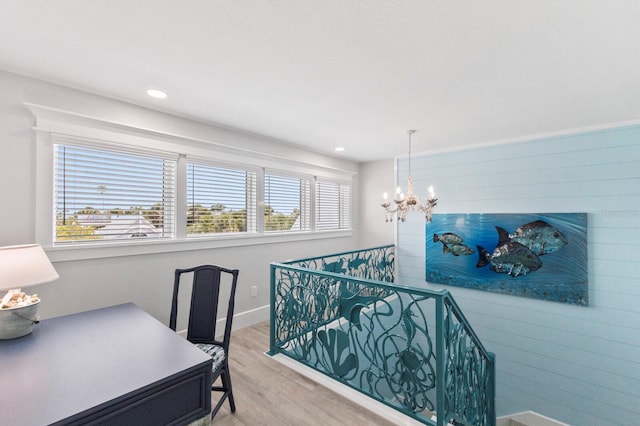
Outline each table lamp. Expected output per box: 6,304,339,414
0,244,59,339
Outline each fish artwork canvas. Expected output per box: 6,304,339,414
426,213,588,306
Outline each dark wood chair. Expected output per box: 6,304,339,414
169,265,239,420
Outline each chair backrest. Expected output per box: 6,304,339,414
169,265,239,352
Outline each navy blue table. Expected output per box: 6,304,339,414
0,303,212,425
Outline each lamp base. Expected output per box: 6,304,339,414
0,300,40,339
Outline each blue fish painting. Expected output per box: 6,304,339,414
426,213,588,306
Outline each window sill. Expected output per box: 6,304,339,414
45,230,353,262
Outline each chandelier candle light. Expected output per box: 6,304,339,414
0,244,59,339
381,130,438,222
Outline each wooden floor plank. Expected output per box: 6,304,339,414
210,321,395,426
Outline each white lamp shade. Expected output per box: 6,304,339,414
0,244,59,291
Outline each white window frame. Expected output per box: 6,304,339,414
52,135,178,244
264,169,313,234
185,157,259,237
315,178,351,231
30,103,354,262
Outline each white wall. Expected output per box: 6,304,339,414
7,66,638,424
0,70,361,326
394,126,640,425
357,159,396,248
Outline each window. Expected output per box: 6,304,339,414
186,161,257,236
35,104,353,258
51,141,351,248
316,181,350,230
264,173,311,232
54,142,176,243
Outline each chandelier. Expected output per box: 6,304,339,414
381,130,438,222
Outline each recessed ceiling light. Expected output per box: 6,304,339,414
146,89,167,99
334,147,345,152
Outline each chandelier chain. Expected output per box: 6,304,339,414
380,129,437,223
407,129,415,180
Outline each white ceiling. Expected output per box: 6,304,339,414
1,1,639,162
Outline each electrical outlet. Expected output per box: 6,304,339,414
251,285,257,297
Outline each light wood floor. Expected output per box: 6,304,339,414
210,321,395,426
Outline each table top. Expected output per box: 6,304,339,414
0,303,212,425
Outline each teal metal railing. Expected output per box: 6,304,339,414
269,245,495,426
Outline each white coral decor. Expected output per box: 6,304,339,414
0,288,40,309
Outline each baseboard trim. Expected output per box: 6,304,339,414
270,356,569,426
176,304,270,338
497,411,570,426
269,353,426,425
232,304,270,330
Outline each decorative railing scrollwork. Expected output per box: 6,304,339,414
441,295,496,425
269,245,495,426
286,244,396,283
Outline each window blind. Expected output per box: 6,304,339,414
186,161,257,235
54,143,176,243
264,173,311,232
316,181,350,230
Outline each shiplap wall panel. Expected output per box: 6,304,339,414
496,366,626,422
496,371,617,425
467,314,640,366
395,125,640,425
